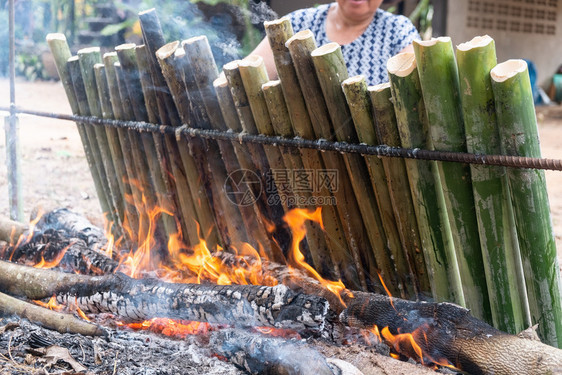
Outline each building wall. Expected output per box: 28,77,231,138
269,0,331,17
446,0,562,86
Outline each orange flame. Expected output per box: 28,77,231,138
33,242,72,269
33,295,64,312
283,208,350,306
117,318,211,338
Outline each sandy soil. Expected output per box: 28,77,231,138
1,77,562,262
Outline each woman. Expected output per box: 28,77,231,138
252,0,420,85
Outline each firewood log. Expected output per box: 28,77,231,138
341,291,562,375
0,260,328,333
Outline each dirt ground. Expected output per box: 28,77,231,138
1,77,562,264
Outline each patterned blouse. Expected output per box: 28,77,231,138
288,3,420,85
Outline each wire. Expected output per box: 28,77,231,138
2,105,562,171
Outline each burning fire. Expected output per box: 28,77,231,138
24,193,456,370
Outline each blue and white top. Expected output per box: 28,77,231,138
288,3,420,85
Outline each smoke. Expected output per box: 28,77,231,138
145,1,278,68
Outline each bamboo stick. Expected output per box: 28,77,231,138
368,81,434,297
132,44,186,243
311,43,412,294
102,53,142,238
182,36,277,258
93,63,131,241
113,61,154,242
222,61,292,256
46,34,111,221
213,74,288,265
262,80,331,273
457,37,529,334
386,52,463,305
139,8,220,250
76,47,124,233
263,18,311,136
156,41,246,248
66,55,118,229
491,59,562,347
285,32,386,292
237,56,294,212
266,32,360,284
413,37,491,322
114,43,178,244
134,46,199,247
263,18,340,274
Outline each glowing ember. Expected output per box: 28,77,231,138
117,318,211,338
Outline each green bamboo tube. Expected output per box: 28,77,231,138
156,42,246,248
45,34,111,220
491,59,562,347
139,9,220,249
369,80,434,297
134,45,195,246
93,63,130,239
285,32,385,292
67,55,118,230
221,60,292,253
102,54,141,237
262,79,332,272
414,37,491,322
457,37,529,334
182,36,277,257
386,52,463,305
114,43,178,242
77,47,124,231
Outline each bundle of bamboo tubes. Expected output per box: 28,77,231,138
47,10,562,347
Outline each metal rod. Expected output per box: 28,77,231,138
3,106,562,172
6,0,22,221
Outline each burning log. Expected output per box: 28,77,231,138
0,260,328,333
35,208,106,249
0,291,106,336
211,329,363,375
341,291,562,375
1,228,117,275
0,217,26,244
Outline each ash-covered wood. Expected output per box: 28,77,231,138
341,291,562,375
35,208,107,250
1,228,117,275
211,328,361,375
0,260,328,332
